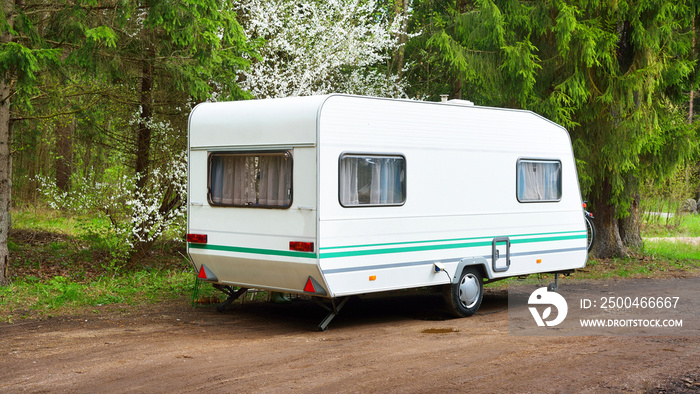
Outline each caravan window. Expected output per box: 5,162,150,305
339,154,406,207
517,159,562,202
208,151,292,208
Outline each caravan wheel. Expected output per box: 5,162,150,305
443,267,483,318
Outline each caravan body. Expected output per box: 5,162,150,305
187,94,587,316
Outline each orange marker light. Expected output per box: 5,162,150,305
536,259,542,264
369,275,376,281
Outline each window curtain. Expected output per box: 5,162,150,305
340,156,404,205
210,156,256,205
379,158,403,204
259,155,291,206
340,158,359,205
543,163,561,200
518,161,561,201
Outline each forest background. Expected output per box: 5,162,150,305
1,0,700,286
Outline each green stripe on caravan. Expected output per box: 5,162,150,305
319,231,588,259
319,230,585,251
189,231,587,260
188,243,317,259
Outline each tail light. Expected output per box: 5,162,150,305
187,233,208,244
290,241,314,253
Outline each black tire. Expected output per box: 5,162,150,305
585,215,595,252
443,267,483,318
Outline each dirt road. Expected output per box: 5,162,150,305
1,279,699,393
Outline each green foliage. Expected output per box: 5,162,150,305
0,42,59,108
407,0,700,258
641,162,700,234
10,0,255,208
500,37,541,106
84,26,117,48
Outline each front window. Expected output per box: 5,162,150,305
208,151,292,208
339,154,406,207
517,159,562,202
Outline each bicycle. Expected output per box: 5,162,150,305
583,201,595,252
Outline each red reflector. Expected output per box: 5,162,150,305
197,264,218,282
290,241,314,253
582,202,587,208
187,233,207,244
198,265,208,279
304,277,316,293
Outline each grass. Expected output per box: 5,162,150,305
641,212,700,238
0,270,193,323
2,205,192,322
12,206,112,237
641,211,700,264
643,239,700,261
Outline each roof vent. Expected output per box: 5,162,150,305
448,99,475,106
440,94,449,103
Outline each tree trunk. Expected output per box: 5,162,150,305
135,56,153,190
450,76,462,100
54,118,73,193
392,0,409,79
0,84,10,287
690,16,696,124
0,0,14,286
591,181,628,258
619,190,643,250
131,50,156,259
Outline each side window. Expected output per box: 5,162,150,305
517,159,562,202
339,154,406,207
208,151,292,208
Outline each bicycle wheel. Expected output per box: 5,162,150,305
584,215,595,252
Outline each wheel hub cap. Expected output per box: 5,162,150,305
459,274,479,308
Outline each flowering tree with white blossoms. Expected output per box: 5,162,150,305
36,151,187,266
237,0,414,99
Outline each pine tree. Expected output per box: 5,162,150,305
59,0,253,260
0,0,253,284
408,0,698,257
0,0,60,285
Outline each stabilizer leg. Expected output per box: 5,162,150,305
317,297,349,331
547,273,559,292
214,285,249,312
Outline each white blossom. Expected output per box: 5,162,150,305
34,151,188,260
237,0,415,99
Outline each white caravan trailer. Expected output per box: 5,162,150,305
186,94,588,330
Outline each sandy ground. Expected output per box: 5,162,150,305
1,279,699,393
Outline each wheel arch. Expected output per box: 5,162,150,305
452,257,490,284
